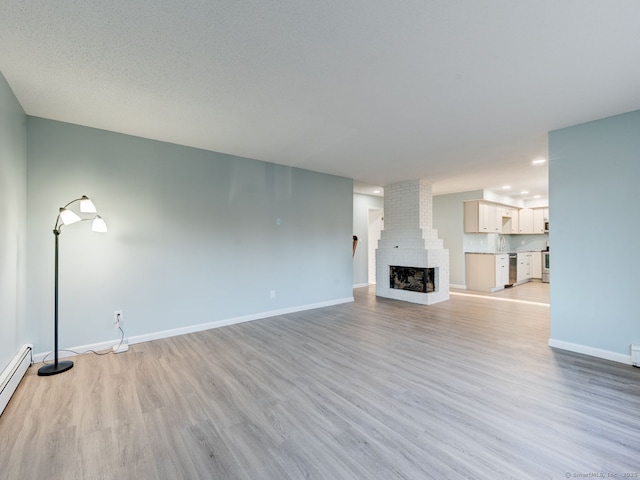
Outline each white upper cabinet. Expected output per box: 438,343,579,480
518,208,534,234
482,202,500,233
464,201,500,233
465,201,548,235
533,208,545,234
500,207,519,234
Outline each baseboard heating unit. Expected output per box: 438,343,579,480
0,344,32,416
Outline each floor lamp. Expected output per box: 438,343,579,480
38,195,107,376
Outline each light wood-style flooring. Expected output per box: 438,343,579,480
1,284,638,479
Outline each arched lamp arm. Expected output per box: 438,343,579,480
53,196,96,232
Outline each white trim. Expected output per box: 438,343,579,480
548,338,632,365
33,297,354,363
449,283,466,290
1,344,32,416
352,283,369,288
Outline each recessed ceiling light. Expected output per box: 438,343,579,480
533,194,541,199
373,189,381,194
502,185,512,190
532,158,546,165
520,190,529,195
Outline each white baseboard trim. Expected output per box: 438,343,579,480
449,284,466,290
352,283,370,288
33,297,354,363
1,344,32,416
548,338,632,365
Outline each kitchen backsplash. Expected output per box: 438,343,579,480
464,233,549,253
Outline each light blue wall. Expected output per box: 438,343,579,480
352,193,384,286
433,190,483,286
26,118,353,355
549,109,640,357
0,72,27,369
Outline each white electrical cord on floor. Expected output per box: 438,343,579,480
41,325,128,364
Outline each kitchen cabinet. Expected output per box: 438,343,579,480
517,252,532,283
500,207,519,234
531,251,542,279
465,253,509,292
464,201,500,233
497,206,511,218
465,200,548,235
495,254,510,287
518,208,534,234
533,208,545,234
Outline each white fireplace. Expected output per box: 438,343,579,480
375,180,449,305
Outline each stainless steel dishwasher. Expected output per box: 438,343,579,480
508,253,517,286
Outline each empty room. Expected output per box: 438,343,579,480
1,2,639,479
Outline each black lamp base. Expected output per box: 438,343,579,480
38,360,73,376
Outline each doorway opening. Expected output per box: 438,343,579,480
367,208,383,284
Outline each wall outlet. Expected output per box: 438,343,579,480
113,310,123,329
270,290,276,299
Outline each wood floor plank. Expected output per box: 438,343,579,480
1,283,639,479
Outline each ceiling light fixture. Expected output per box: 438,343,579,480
520,190,529,195
502,185,512,190
532,158,546,165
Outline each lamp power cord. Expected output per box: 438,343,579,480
41,325,127,365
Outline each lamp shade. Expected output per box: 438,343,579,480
91,215,108,233
80,195,97,213
59,208,82,225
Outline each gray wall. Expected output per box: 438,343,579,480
352,193,384,286
26,118,353,355
433,190,483,286
0,72,27,369
549,109,640,358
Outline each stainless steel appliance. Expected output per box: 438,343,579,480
508,253,517,286
542,251,550,283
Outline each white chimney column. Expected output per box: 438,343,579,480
375,179,449,305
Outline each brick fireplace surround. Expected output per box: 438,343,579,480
375,179,450,305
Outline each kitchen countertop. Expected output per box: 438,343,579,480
465,250,545,255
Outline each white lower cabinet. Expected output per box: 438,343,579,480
467,251,542,292
466,253,509,292
517,252,532,283
495,254,509,288
531,251,542,279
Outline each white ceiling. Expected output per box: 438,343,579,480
2,1,639,200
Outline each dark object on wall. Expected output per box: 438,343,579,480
352,235,358,257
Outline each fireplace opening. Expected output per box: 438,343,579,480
389,266,435,293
